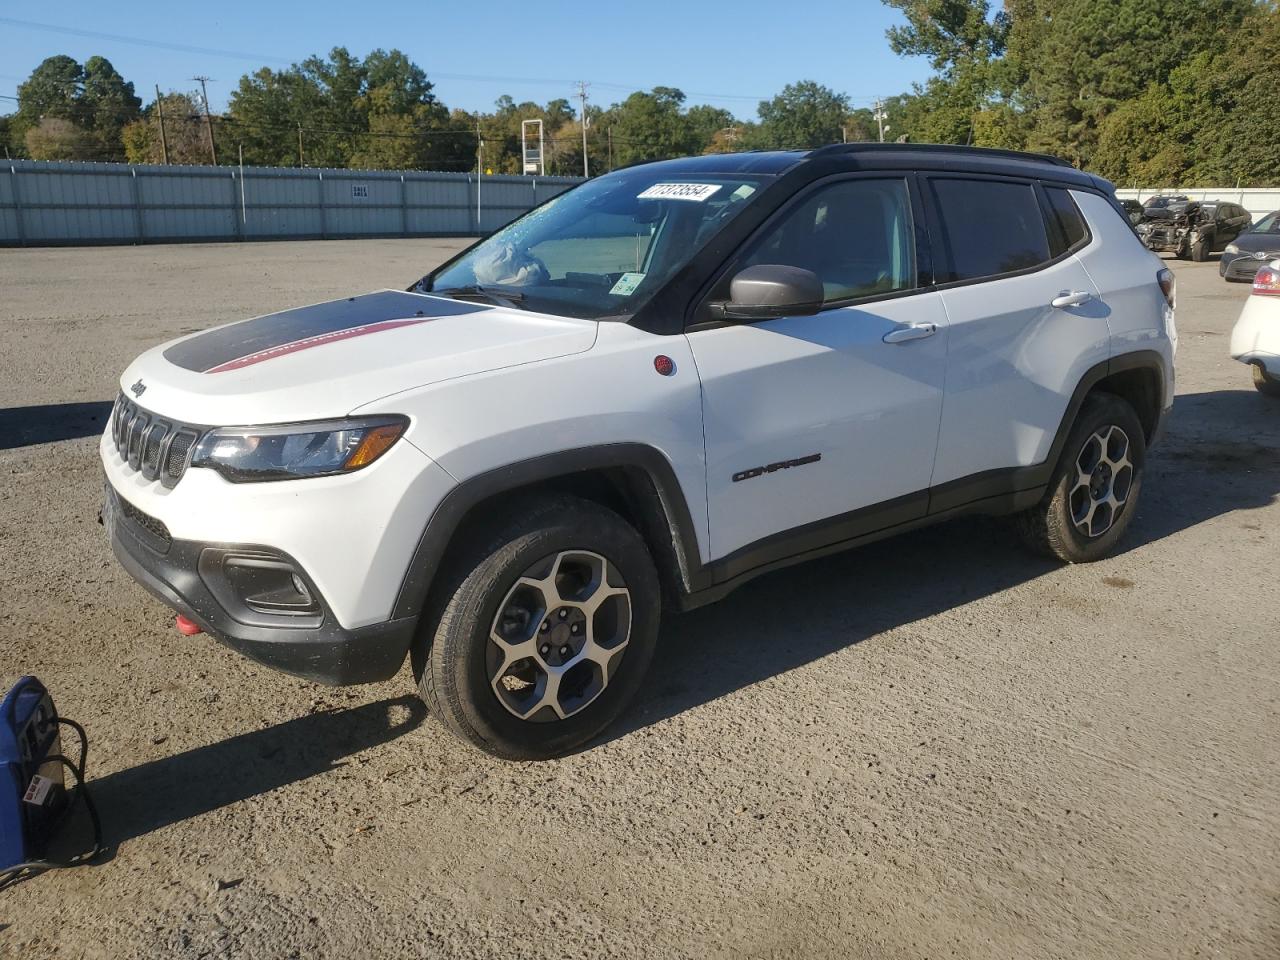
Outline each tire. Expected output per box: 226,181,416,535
1016,392,1146,563
1254,363,1280,398
412,496,661,760
1190,239,1208,262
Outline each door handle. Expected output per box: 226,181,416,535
1051,290,1093,309
882,322,938,344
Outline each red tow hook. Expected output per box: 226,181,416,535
175,614,203,636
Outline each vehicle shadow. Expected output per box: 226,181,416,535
606,387,1280,745
0,401,113,450
72,695,425,859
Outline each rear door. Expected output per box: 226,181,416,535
925,177,1111,505
687,175,948,567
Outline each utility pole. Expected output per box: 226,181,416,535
298,123,304,167
475,118,483,228
192,76,218,165
873,99,887,143
575,81,590,178
841,125,847,144
154,84,170,164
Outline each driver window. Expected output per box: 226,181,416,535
739,178,916,304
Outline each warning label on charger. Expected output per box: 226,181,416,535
23,774,54,806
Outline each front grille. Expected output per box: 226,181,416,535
109,392,202,488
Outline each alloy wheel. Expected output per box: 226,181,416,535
487,550,632,722
1069,424,1134,538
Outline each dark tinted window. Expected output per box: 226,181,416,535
1045,186,1089,253
931,179,1050,282
738,178,915,303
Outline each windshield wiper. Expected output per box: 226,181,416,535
430,284,526,306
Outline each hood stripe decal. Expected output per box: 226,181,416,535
204,317,434,373
162,291,489,374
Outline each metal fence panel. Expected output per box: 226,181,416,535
0,160,582,247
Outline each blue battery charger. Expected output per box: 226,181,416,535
0,676,101,885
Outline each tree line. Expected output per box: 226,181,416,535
3,0,1277,186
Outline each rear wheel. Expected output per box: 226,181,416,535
1016,393,1146,563
1190,238,1209,261
412,496,660,760
1253,363,1280,398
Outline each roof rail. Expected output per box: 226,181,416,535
808,142,1075,169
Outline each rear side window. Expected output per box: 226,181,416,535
930,178,1050,282
1043,186,1090,255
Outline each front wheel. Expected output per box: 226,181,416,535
1016,392,1146,563
413,496,661,760
1254,363,1280,398
1190,238,1209,262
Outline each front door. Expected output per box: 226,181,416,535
687,176,947,573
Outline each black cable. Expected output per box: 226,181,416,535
0,718,104,892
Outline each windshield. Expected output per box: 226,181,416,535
423,168,766,320
1250,212,1279,234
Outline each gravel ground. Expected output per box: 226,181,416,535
1,240,1277,959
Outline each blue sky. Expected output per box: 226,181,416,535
0,2,932,120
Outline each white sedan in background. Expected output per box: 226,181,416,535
1231,260,1280,396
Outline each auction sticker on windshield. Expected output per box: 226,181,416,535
637,183,722,202
609,272,645,296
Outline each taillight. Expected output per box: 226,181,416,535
1157,268,1175,309
1253,265,1280,296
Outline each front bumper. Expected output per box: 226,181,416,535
1140,227,1186,254
103,483,415,684
1220,253,1278,281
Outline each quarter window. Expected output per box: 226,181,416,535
736,178,916,304
930,178,1051,282
1044,187,1089,253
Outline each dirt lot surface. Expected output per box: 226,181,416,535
1,240,1277,959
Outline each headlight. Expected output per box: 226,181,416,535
1224,243,1240,255
192,416,408,482
1135,222,1150,234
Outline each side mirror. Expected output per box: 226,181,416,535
711,264,825,320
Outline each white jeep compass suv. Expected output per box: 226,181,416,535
102,145,1176,759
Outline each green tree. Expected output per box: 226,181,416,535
80,56,141,160
24,117,97,160
13,55,140,160
1005,0,1255,166
122,91,209,165
609,87,695,165
751,81,850,149
684,104,735,153
13,56,85,155
881,0,1009,145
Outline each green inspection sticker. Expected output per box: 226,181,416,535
609,272,645,296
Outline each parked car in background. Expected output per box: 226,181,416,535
1230,259,1280,396
1136,199,1251,260
1221,211,1280,281
1143,195,1190,211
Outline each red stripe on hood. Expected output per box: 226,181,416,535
204,317,433,373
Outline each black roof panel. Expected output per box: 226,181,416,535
621,143,1105,191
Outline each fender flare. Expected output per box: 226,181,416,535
390,443,707,621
